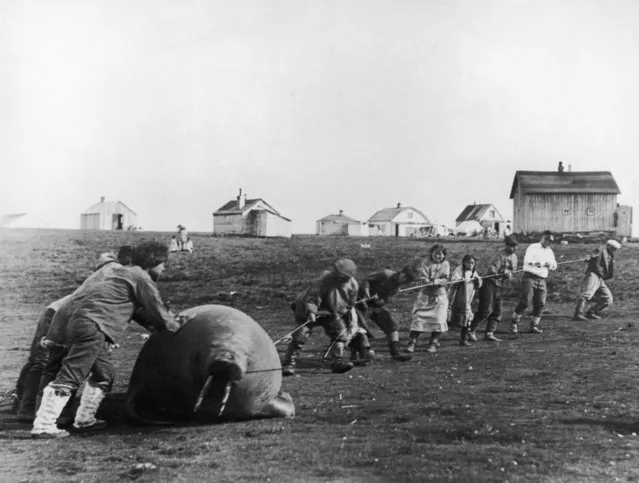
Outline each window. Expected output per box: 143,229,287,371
586,208,595,216
407,212,413,219
490,210,496,218
563,208,570,215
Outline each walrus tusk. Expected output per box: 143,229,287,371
218,381,232,417
193,375,214,413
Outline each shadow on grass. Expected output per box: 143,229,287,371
561,417,639,435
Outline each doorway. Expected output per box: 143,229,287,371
112,214,123,230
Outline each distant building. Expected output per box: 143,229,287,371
455,203,506,236
367,203,432,237
316,210,367,236
510,167,631,235
0,213,49,229
80,197,137,230
213,189,292,238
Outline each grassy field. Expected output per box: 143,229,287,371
1,228,639,482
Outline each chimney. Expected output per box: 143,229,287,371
237,188,245,209
100,196,105,203
557,161,564,173
568,164,572,172
397,202,401,208
339,209,343,216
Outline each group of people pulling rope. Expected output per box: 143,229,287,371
278,231,621,376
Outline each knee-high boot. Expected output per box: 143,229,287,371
281,342,301,377
73,384,107,431
31,385,71,439
17,369,43,423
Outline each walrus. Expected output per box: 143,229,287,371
125,304,295,423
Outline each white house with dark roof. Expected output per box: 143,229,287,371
455,203,506,236
366,203,433,237
510,167,631,235
80,197,137,230
316,210,367,236
212,189,292,237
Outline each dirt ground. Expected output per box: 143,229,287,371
1,229,638,482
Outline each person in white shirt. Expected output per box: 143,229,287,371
510,230,557,334
503,224,512,238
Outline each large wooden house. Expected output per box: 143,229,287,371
367,203,432,237
212,189,292,238
510,170,631,236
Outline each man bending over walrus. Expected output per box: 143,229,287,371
31,241,185,438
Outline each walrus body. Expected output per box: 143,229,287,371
126,304,294,423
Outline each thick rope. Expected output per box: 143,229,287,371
398,257,585,294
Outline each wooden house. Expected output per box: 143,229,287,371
316,210,367,236
509,170,631,235
455,203,506,236
213,189,292,238
367,203,432,237
80,197,137,230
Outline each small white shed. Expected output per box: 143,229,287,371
80,197,137,230
316,210,366,236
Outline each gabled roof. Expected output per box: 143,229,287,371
510,171,620,198
318,212,360,223
367,206,431,224
455,203,504,223
213,198,289,220
82,200,137,216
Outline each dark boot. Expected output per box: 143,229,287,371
281,343,300,377
17,369,42,423
389,341,411,362
331,342,354,374
573,298,588,321
459,327,471,347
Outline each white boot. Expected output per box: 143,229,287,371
31,386,71,439
530,317,543,334
73,384,107,431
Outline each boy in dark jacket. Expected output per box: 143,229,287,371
573,240,620,321
469,236,518,342
356,266,414,362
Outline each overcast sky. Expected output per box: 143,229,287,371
1,0,638,233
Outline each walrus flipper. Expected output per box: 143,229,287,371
260,392,295,419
